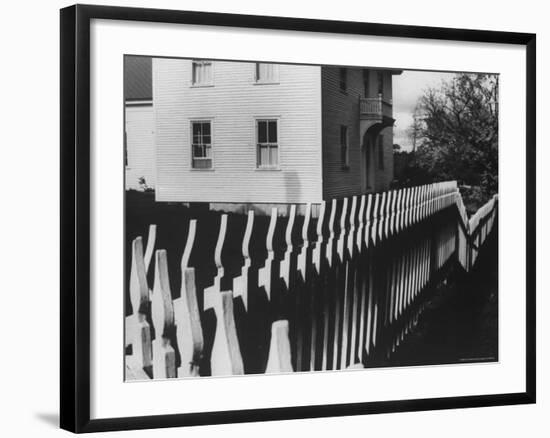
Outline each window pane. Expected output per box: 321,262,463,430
259,145,269,166
193,123,202,137
202,122,211,136
205,63,210,82
340,68,347,91
193,144,204,158
258,121,267,143
204,145,212,158
193,158,212,169
269,146,278,166
268,121,277,143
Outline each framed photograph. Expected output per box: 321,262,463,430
60,4,536,433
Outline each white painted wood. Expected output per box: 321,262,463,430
233,211,255,310
151,250,176,379
125,103,155,190
258,208,278,300
173,220,204,378
265,320,293,374
126,237,152,371
204,290,245,376
154,59,323,204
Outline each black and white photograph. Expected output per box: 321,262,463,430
123,56,499,380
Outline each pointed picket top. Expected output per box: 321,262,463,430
297,203,312,281
325,199,337,266
265,320,293,374
174,221,203,377
180,220,196,271
356,195,366,251
281,205,297,289
395,189,403,233
337,197,349,262
364,193,373,247
233,210,254,311
384,190,393,238
242,210,254,260
258,207,278,301
151,249,175,339
130,236,149,317
371,193,380,246
312,201,326,274
144,224,157,274
266,207,278,253
404,187,412,228
214,214,228,277
207,290,245,376
286,205,297,251
347,196,357,257
203,215,229,311
378,191,386,242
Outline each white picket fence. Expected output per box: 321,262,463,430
125,181,498,380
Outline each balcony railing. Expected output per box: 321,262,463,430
360,95,392,120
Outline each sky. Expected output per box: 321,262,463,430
392,70,458,151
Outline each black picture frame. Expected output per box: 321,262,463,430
60,4,536,433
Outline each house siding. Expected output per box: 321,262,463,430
321,67,395,198
153,59,323,204
125,103,155,190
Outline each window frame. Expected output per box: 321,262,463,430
255,118,280,170
190,119,214,170
339,67,347,93
254,62,280,85
340,125,350,170
190,59,214,87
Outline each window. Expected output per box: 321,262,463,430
191,121,212,169
339,68,347,92
257,119,278,168
363,69,370,97
340,125,349,169
378,135,385,170
255,63,279,83
377,71,384,96
191,60,213,86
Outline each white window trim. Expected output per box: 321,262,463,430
190,60,214,87
253,63,280,85
189,118,215,170
254,117,281,170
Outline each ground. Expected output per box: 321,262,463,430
386,223,498,367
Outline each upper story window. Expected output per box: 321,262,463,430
340,125,349,169
255,63,279,83
363,69,370,97
192,60,213,86
377,71,384,96
378,134,385,170
191,121,212,169
257,119,279,169
339,68,347,93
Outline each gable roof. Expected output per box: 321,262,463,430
124,56,152,101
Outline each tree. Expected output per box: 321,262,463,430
408,73,499,212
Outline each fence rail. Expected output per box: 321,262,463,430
125,182,498,379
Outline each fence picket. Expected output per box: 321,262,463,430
151,249,176,379
125,180,498,380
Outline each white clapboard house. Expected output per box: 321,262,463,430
124,56,155,190
126,57,401,209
